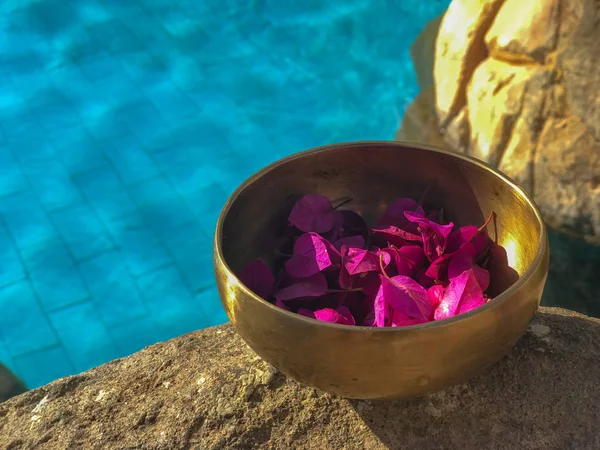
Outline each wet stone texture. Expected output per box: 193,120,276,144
1,309,599,449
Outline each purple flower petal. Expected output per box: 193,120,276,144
387,245,425,276
434,269,485,320
275,299,290,310
377,198,424,229
275,273,328,301
372,282,389,327
336,305,356,325
404,211,455,261
371,225,422,244
314,308,352,325
344,247,380,275
333,235,365,251
427,284,445,309
391,310,427,327
297,308,315,318
288,194,336,233
380,274,432,321
239,259,275,299
448,243,490,291
285,232,341,278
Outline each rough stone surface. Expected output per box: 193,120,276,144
399,0,600,242
485,0,559,64
1,309,600,449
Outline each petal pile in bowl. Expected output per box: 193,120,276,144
238,194,511,327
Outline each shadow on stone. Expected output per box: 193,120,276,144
0,363,27,404
349,310,600,449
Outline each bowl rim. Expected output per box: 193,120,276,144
214,140,548,331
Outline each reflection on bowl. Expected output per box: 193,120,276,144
214,141,549,399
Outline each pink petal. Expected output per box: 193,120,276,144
275,299,289,310
448,243,490,290
405,211,454,261
333,235,365,251
297,308,315,318
434,269,485,320
377,198,424,229
285,232,340,278
239,259,275,299
336,305,356,325
275,273,328,301
371,225,422,244
344,247,380,275
314,308,352,325
387,245,425,276
427,284,445,309
288,194,336,233
391,310,427,327
372,282,389,327
380,274,432,321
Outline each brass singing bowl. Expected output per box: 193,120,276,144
214,141,549,399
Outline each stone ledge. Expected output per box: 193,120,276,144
1,307,599,449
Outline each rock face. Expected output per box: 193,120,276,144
397,0,600,243
1,309,600,449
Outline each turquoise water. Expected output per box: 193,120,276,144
0,0,449,388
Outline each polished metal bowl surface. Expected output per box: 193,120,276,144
213,141,549,399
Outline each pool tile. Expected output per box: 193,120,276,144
51,204,114,261
142,82,199,122
108,315,163,356
102,134,160,185
0,223,26,288
0,281,58,356
51,125,108,173
21,158,84,212
86,19,144,55
137,194,197,241
127,176,174,207
183,182,230,236
79,251,147,326
72,164,137,223
13,346,75,388
0,192,58,250
162,221,214,293
195,288,228,327
49,301,119,373
0,158,28,198
107,214,171,277
136,265,206,338
22,240,90,311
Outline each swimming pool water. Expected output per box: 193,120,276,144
0,0,449,388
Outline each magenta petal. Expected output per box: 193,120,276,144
285,232,340,278
314,308,352,325
275,273,328,301
239,259,275,299
391,310,427,327
371,225,422,243
336,305,356,325
377,198,424,228
434,269,484,320
448,243,490,290
372,283,388,327
380,275,432,321
344,247,380,275
405,211,454,261
297,308,315,318
427,284,445,309
388,245,425,276
333,235,365,251
288,194,336,233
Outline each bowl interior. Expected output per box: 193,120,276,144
220,142,543,296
